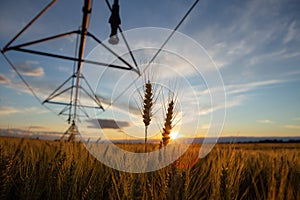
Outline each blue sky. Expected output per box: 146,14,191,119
0,0,300,140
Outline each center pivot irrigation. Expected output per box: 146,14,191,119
1,0,200,141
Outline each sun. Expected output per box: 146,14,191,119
169,131,179,140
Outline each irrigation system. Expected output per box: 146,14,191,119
1,0,200,141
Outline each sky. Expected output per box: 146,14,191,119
0,0,300,141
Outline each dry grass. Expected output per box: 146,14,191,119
0,137,300,200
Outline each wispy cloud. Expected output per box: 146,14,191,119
0,106,48,116
0,73,11,84
14,61,44,77
226,79,284,95
28,125,48,130
248,49,287,66
193,0,300,81
57,66,72,73
0,128,62,140
196,79,283,116
284,125,300,129
283,20,298,44
0,73,70,103
0,107,20,115
283,51,300,59
257,120,275,124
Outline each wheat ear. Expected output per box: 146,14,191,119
142,80,153,152
162,99,174,146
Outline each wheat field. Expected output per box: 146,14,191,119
0,137,299,200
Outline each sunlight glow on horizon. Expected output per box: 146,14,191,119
170,131,180,140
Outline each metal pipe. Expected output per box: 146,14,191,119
3,0,57,50
73,0,92,123
87,32,134,71
46,100,103,109
3,30,79,52
45,86,74,101
11,48,132,70
43,74,75,103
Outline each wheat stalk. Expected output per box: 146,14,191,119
220,165,230,200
